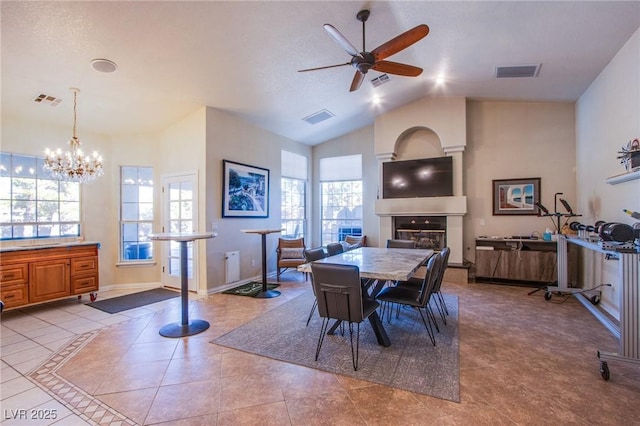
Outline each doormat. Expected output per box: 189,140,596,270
86,288,179,314
222,282,280,297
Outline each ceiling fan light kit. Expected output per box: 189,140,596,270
299,9,429,92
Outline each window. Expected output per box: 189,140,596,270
319,155,363,246
0,153,80,240
281,151,307,239
120,166,154,262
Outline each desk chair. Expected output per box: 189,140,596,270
311,263,380,371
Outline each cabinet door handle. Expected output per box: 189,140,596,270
2,273,15,279
5,294,15,299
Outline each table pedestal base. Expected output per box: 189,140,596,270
159,319,210,338
255,289,281,298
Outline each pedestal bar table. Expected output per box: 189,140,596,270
241,229,283,298
149,231,215,337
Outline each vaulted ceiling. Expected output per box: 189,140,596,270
2,1,639,145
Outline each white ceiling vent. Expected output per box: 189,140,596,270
33,93,62,107
495,64,541,78
302,109,335,125
370,74,390,87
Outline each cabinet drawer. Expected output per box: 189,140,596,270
71,256,97,275
1,285,28,308
0,264,28,286
71,275,98,294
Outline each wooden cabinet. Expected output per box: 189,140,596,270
0,243,99,310
30,259,71,302
475,238,576,285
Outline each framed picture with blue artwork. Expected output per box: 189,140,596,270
222,160,269,218
492,177,540,215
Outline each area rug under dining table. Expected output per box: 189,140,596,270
212,290,460,402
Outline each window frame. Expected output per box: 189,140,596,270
119,165,154,264
0,152,81,241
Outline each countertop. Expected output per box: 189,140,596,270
0,241,101,253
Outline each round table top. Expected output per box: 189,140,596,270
240,229,284,235
149,232,217,242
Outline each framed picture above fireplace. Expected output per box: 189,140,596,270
492,177,540,215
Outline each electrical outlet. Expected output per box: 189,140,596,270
479,218,486,226
251,259,256,267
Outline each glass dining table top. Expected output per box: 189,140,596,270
298,246,433,282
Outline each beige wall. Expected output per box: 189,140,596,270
575,27,640,318
464,101,577,262
311,126,378,247
204,107,312,291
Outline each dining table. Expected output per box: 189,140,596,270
298,246,434,346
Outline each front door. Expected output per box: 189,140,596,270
161,172,198,291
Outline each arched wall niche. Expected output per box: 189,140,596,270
394,126,444,161
373,97,467,265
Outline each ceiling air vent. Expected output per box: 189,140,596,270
33,93,62,107
495,64,541,78
370,74,390,87
302,109,335,125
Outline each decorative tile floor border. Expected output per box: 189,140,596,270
28,330,138,426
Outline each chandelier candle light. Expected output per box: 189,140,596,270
44,88,103,182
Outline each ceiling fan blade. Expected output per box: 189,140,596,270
323,24,360,57
298,62,351,72
372,60,423,77
349,71,365,92
372,24,429,61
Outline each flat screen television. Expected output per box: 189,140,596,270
382,156,453,199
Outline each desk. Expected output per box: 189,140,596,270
299,247,433,346
149,232,215,337
241,229,283,298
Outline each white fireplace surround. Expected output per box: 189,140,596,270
375,196,467,265
373,97,468,266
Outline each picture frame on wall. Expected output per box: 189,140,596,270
492,177,540,215
222,159,269,218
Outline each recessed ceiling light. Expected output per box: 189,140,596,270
91,58,118,73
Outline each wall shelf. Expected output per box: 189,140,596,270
606,169,640,185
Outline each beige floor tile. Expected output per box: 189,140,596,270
144,379,221,424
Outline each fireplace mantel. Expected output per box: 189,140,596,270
375,196,467,216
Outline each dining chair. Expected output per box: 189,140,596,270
375,253,442,346
392,251,443,328
386,239,416,249
311,263,380,371
304,247,328,326
432,246,451,318
326,242,344,256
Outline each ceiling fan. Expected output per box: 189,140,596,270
298,9,429,92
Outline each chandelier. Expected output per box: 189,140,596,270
44,88,103,182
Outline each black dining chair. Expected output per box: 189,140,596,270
326,242,344,256
397,247,450,326
311,263,380,371
386,239,416,249
375,253,442,346
304,247,328,326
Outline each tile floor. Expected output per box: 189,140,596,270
1,272,639,425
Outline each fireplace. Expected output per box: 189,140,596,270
393,216,446,250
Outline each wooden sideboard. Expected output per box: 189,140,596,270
0,243,99,310
475,238,577,285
